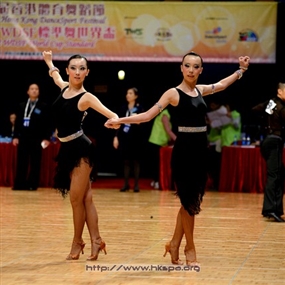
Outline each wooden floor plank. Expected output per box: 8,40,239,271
1,187,284,285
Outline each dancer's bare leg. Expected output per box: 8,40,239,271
84,183,105,258
84,184,100,241
68,159,91,256
180,207,197,264
169,207,184,261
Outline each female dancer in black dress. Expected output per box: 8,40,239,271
42,51,119,261
105,52,250,265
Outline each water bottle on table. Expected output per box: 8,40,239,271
242,134,246,145
246,135,251,145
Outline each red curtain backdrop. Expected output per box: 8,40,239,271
0,142,59,188
2,143,284,192
159,145,285,193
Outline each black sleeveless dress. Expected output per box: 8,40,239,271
171,88,208,215
52,86,97,197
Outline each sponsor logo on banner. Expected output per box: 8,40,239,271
155,28,172,42
124,28,143,37
238,29,258,42
205,26,227,43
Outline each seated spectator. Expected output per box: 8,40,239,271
220,103,242,147
8,113,16,138
0,113,16,142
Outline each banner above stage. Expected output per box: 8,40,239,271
0,1,277,63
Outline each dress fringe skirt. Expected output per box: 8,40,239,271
54,134,97,198
171,132,208,216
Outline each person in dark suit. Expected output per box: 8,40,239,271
12,83,52,190
252,82,285,222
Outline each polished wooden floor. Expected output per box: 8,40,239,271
1,185,285,285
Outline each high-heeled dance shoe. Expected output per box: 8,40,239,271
66,240,86,260
87,240,107,261
163,242,183,265
184,249,200,266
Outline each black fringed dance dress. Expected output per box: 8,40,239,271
171,88,208,215
52,86,97,197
